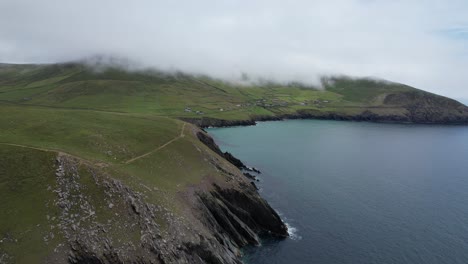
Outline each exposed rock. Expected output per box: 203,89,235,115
49,146,287,264
250,182,259,190
243,172,257,181
196,131,224,157
184,93,468,128
244,167,261,174
196,131,247,169
384,91,468,123
223,152,246,169
199,184,287,246
182,117,257,128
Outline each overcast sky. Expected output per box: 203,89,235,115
1,0,468,100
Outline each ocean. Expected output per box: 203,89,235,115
207,120,468,264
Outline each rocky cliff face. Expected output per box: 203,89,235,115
181,118,257,128
46,131,287,264
383,91,468,123
196,131,247,169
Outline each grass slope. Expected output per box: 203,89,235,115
0,102,237,263
0,145,59,263
2,63,454,121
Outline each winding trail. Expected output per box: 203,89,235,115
124,122,186,164
0,142,57,153
0,142,97,167
0,122,187,165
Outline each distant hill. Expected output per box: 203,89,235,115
1,62,467,125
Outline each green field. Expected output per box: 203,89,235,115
0,63,430,120
0,101,240,263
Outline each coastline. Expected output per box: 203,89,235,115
182,108,468,129
192,127,290,261
207,119,468,264
183,106,468,262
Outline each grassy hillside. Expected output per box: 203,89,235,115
0,102,255,263
1,62,467,263
0,63,468,123
2,63,466,124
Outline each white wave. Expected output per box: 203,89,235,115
285,222,302,240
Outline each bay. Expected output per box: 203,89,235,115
208,120,468,264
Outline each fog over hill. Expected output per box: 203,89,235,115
1,0,468,99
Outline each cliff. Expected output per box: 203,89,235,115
0,122,287,264
65,129,287,264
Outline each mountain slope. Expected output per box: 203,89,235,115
0,104,286,263
1,63,467,124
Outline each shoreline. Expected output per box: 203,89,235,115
182,109,468,129
192,112,468,262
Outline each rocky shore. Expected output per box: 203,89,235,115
41,129,288,264
183,91,468,128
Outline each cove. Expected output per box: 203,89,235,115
207,119,468,264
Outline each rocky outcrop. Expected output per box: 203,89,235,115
198,184,287,249
195,131,288,239
384,91,468,123
182,117,257,128
196,131,224,156
53,155,176,264
196,131,247,169
184,111,412,128
184,94,468,128
49,132,288,264
291,109,411,123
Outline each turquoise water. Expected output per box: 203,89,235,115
207,120,468,264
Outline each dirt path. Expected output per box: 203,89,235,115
0,142,57,153
0,142,100,167
0,122,187,166
124,123,186,164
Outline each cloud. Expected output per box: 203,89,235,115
1,0,468,98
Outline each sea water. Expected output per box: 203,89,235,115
207,120,468,264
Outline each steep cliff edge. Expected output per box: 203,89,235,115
0,125,287,264
382,91,468,123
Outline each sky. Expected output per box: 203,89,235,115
1,0,468,100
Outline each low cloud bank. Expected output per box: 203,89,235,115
1,0,468,98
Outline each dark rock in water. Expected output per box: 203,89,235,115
250,181,259,190
223,152,246,169
251,167,261,174
243,172,257,181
